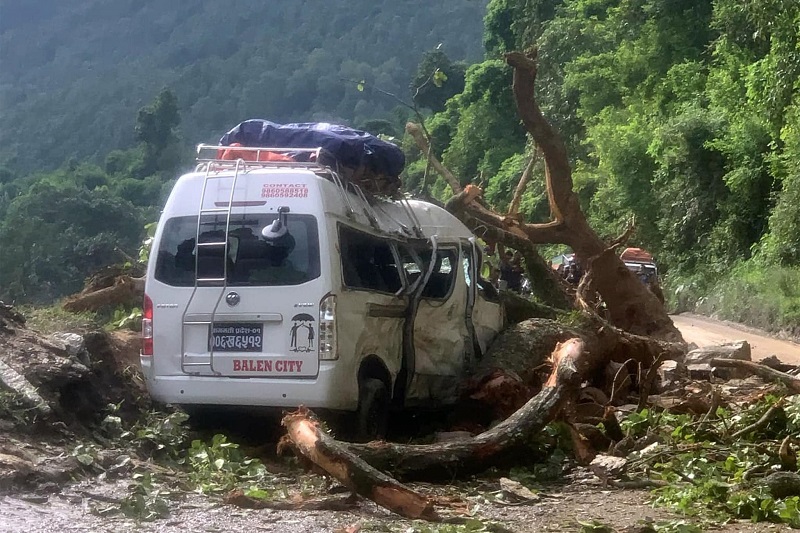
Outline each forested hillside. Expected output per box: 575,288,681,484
404,0,800,332
2,0,800,335
0,0,487,171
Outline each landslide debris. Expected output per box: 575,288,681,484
0,302,147,492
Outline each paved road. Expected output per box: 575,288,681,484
671,313,800,365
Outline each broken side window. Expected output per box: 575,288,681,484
339,225,402,294
420,249,458,299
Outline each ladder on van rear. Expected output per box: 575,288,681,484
180,159,245,375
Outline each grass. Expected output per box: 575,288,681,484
694,262,800,335
18,303,100,334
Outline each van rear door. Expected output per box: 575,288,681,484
149,173,325,379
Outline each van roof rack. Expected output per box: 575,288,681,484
194,144,423,239
195,144,334,173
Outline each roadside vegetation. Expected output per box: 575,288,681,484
680,263,800,336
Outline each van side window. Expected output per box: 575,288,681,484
462,245,499,301
339,226,402,294
421,249,458,299
397,247,458,299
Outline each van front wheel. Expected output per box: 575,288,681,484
356,378,389,442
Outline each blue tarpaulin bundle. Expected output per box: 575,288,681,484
219,120,405,195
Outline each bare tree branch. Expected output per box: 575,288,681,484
406,122,462,194
508,150,538,217
505,50,579,223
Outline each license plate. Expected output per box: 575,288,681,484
209,323,263,352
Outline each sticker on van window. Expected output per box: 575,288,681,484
261,183,309,198
289,313,315,353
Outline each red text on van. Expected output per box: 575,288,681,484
232,359,304,373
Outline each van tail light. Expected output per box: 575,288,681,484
318,294,337,360
142,294,153,357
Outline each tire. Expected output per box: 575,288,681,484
355,378,390,442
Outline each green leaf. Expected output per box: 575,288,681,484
432,69,448,87
214,458,225,469
577,520,614,532
244,487,270,500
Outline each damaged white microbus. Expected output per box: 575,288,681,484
141,144,504,438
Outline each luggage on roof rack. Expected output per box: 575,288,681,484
620,247,655,263
218,120,405,196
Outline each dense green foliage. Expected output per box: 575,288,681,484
0,90,178,303
0,0,487,172
412,0,800,331
0,1,487,303
621,396,800,527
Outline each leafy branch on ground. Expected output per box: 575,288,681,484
619,394,800,527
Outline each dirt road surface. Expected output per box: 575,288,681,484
672,313,800,365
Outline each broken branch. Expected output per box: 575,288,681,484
280,407,440,520
507,151,537,217
710,359,800,394
731,399,785,440
223,490,359,511
344,339,588,476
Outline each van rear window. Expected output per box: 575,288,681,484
154,214,320,287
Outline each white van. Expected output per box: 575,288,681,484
140,145,504,438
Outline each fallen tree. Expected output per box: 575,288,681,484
407,48,683,342
282,314,684,479
280,338,587,519
62,275,143,313
61,263,144,314
711,358,800,394
276,47,692,520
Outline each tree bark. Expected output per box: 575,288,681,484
62,275,144,313
280,407,440,520
508,151,537,217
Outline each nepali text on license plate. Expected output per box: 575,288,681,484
209,323,263,352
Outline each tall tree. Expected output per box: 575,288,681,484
135,89,181,175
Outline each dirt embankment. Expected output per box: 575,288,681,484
0,303,146,492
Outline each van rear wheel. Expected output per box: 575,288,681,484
356,378,389,442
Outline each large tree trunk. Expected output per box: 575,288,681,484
62,275,144,313
280,408,440,520
285,338,589,485
283,318,683,481
504,50,681,341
